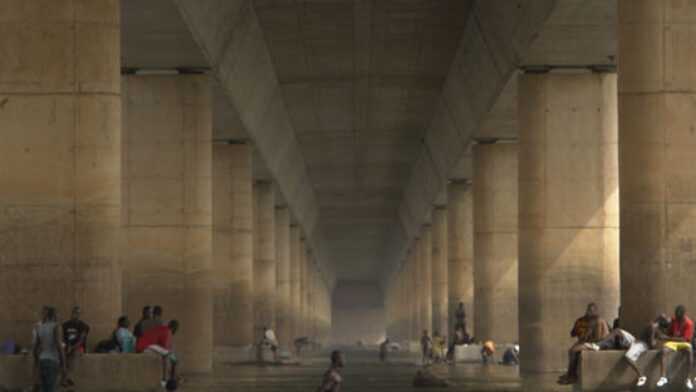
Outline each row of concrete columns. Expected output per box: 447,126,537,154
0,1,331,374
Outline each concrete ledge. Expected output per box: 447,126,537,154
579,350,690,391
0,354,161,391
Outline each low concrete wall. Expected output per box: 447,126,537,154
0,354,161,391
579,350,690,391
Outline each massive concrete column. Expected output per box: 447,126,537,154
474,143,518,344
299,239,307,337
213,143,254,351
431,207,448,336
448,181,474,342
253,181,275,337
275,207,292,348
518,72,620,373
618,0,696,333
419,228,433,334
408,248,420,342
0,0,121,345
123,75,213,372
289,225,301,338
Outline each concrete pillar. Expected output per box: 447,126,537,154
253,181,275,336
473,143,518,344
420,227,433,334
617,0,696,333
448,181,474,343
289,226,301,339
408,248,419,342
275,207,292,348
123,75,213,372
0,0,121,345
299,239,307,337
213,143,254,350
431,207,448,336
518,72,620,373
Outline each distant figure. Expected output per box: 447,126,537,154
379,338,390,362
481,341,495,364
133,306,153,339
294,337,310,357
413,368,450,387
454,302,467,332
62,306,90,388
432,331,446,363
33,307,66,392
316,350,344,392
558,303,610,385
657,305,694,390
501,344,519,366
260,326,279,362
420,330,432,365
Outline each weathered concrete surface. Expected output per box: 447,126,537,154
213,143,253,349
0,354,161,391
447,181,475,342
289,225,301,339
617,0,696,334
431,208,448,336
299,238,308,337
122,75,213,372
419,227,433,334
275,206,292,348
579,350,690,392
253,181,276,336
0,0,121,345
408,248,420,340
473,143,519,344
518,72,620,373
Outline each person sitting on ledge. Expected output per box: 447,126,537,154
260,326,279,362
137,319,179,388
61,306,90,388
558,302,610,385
501,343,519,366
613,314,670,388
294,336,310,357
656,305,695,390
481,340,495,365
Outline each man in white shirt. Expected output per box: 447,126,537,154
262,326,279,361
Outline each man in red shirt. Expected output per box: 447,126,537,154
657,305,694,389
137,320,178,388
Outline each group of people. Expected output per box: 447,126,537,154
31,304,181,392
559,302,696,390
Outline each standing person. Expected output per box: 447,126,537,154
454,303,467,333
431,331,445,363
316,350,344,392
420,330,432,366
33,307,66,392
657,305,695,389
379,338,390,362
260,326,279,362
61,306,90,388
558,303,610,385
133,306,153,339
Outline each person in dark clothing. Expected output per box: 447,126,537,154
613,306,621,330
61,306,90,388
316,350,344,392
558,303,610,385
133,306,152,338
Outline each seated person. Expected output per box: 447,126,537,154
413,369,450,387
421,330,432,365
62,306,90,388
657,305,695,390
137,319,179,388
379,338,390,362
260,326,279,361
501,344,519,366
115,316,135,353
558,303,610,385
481,340,495,364
294,336,309,357
617,314,670,388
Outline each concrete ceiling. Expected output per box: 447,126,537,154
122,0,618,288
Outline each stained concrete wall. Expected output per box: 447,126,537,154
331,281,385,345
253,181,275,336
122,75,213,372
518,72,620,373
618,0,696,334
213,143,253,348
448,181,474,342
0,0,122,345
420,228,433,334
431,208,448,336
274,207,292,348
473,143,518,344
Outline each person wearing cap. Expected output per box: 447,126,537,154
61,306,90,388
